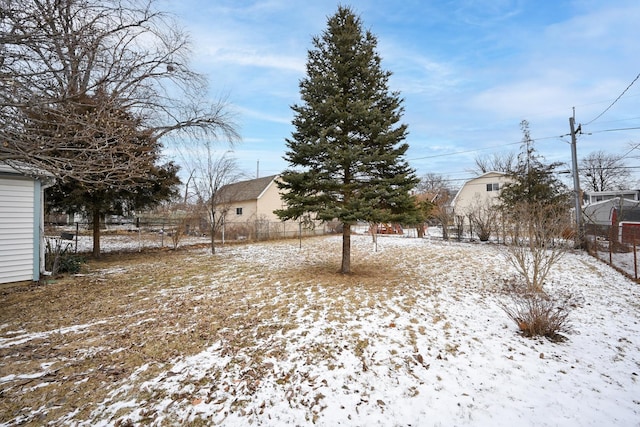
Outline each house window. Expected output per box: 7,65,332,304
486,183,500,191
236,207,243,215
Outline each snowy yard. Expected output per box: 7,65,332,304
1,235,639,426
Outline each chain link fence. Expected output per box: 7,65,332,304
585,223,640,281
45,217,331,253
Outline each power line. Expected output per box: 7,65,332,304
409,143,516,161
587,126,640,134
618,143,640,161
583,72,640,126
409,134,563,162
584,116,640,126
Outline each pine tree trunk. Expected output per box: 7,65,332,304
92,210,101,258
341,223,351,273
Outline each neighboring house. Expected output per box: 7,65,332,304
583,190,640,204
216,175,284,222
0,163,54,284
582,197,640,243
582,198,640,227
451,171,511,222
613,204,640,244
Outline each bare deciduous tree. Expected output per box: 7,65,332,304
472,152,517,175
579,150,631,192
415,173,450,193
0,0,238,185
185,149,244,254
430,191,454,240
414,173,456,239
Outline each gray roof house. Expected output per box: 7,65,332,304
0,163,54,284
216,175,283,222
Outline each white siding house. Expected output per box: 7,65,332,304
584,190,640,204
451,171,511,221
217,175,284,222
0,163,53,284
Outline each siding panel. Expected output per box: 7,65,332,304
0,177,35,283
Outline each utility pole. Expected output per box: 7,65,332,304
569,109,583,246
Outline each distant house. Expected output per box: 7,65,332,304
583,190,640,205
583,198,640,227
0,163,54,284
582,197,640,243
216,175,284,222
451,171,511,223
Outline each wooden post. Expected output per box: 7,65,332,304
569,115,583,247
609,237,612,265
634,240,638,280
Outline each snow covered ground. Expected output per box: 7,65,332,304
47,230,212,253
2,234,640,426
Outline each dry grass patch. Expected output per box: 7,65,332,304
0,249,246,424
0,237,464,425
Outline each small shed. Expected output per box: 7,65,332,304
0,163,54,284
611,204,640,245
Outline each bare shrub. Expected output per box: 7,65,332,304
504,202,572,292
499,279,574,342
468,197,499,242
169,226,183,250
453,214,465,241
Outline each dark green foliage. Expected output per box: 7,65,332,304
45,238,85,275
47,159,180,225
276,6,418,272
58,254,86,274
44,95,181,257
499,120,569,211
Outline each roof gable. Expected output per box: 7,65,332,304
218,175,278,203
472,171,509,180
451,171,510,206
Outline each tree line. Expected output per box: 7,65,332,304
3,1,633,269
1,0,238,257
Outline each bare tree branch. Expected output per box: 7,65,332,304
579,150,631,192
179,144,244,254
471,152,516,175
0,0,238,185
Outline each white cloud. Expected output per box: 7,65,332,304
452,0,525,27
158,0,640,180
213,50,304,73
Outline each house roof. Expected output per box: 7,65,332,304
584,198,639,209
0,161,55,186
474,171,509,179
585,189,640,198
451,171,510,206
218,175,278,203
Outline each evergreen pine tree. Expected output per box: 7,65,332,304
276,6,418,273
500,120,568,209
499,120,571,247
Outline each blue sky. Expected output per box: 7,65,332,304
159,0,640,188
